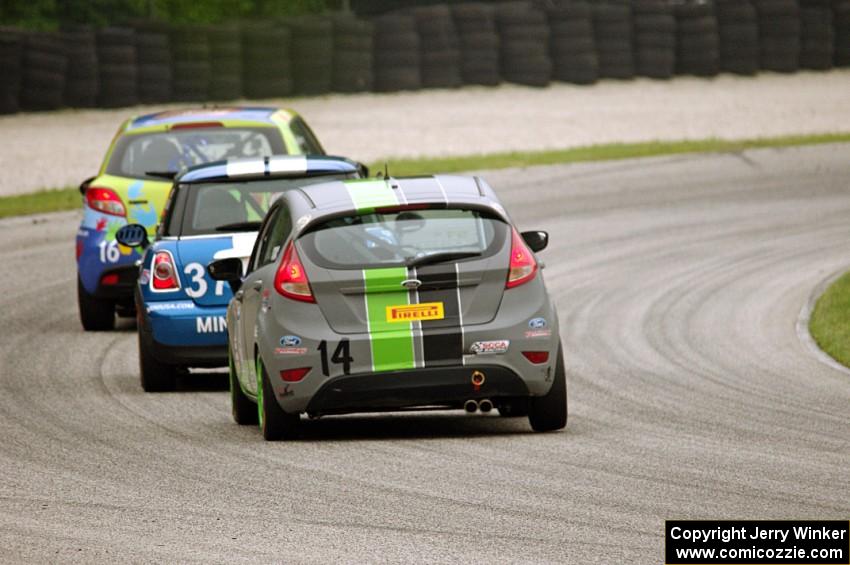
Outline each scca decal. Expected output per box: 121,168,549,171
196,316,227,333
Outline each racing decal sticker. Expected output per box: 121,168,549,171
345,179,399,213
363,267,416,372
275,347,308,356
386,302,444,323
146,301,195,312
280,335,302,347
470,340,510,355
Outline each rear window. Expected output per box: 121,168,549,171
172,174,354,236
106,127,285,180
299,208,508,270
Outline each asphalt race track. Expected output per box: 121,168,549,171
1,145,848,563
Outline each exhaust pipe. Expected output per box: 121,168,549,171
478,399,493,413
464,399,479,413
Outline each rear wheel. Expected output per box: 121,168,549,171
528,345,568,432
138,330,177,392
257,357,300,441
230,347,257,425
77,276,115,331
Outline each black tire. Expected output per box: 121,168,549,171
528,345,567,432
257,358,300,441
138,329,177,393
230,347,257,425
77,276,115,331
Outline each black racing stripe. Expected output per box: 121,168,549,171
417,264,462,366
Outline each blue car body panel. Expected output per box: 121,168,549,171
139,235,255,348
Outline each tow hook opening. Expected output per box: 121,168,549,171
471,370,485,386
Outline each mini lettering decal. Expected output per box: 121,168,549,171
526,329,551,339
196,315,227,333
386,302,445,323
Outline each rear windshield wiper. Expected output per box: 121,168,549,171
214,221,262,232
145,170,178,180
406,251,482,268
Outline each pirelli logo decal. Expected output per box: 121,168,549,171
386,302,444,323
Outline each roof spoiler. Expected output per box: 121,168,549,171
178,155,365,184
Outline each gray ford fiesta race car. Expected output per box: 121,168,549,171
208,175,566,440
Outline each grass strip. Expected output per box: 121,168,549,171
374,133,850,176
2,133,850,219
809,270,850,370
0,187,80,219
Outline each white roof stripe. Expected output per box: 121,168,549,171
226,159,265,177
268,155,308,174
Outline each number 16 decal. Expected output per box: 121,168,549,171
317,339,353,376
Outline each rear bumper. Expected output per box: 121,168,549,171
140,321,228,368
93,265,139,301
137,292,229,367
303,365,530,416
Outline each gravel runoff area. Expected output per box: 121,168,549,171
1,70,849,197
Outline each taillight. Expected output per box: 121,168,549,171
506,228,538,289
522,351,549,364
280,367,310,382
100,273,119,286
152,251,180,290
274,241,315,303
85,187,126,217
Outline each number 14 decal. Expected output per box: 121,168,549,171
317,339,353,376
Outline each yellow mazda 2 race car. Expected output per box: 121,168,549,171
76,107,325,331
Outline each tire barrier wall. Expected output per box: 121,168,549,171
0,1,847,114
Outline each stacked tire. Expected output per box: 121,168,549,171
208,24,242,100
412,5,462,88
591,2,635,79
0,28,22,114
674,1,720,77
836,0,850,65
373,12,421,92
170,25,210,102
241,24,293,98
331,14,374,92
496,1,552,87
752,0,801,72
543,1,599,85
21,32,67,111
134,22,172,104
62,25,98,107
97,27,137,108
715,0,760,75
290,16,334,95
452,3,501,86
633,0,676,79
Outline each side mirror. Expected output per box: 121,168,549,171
207,258,243,293
357,162,369,178
115,223,149,249
79,176,95,195
521,230,548,253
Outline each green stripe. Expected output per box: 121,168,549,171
364,267,415,372
344,179,398,212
